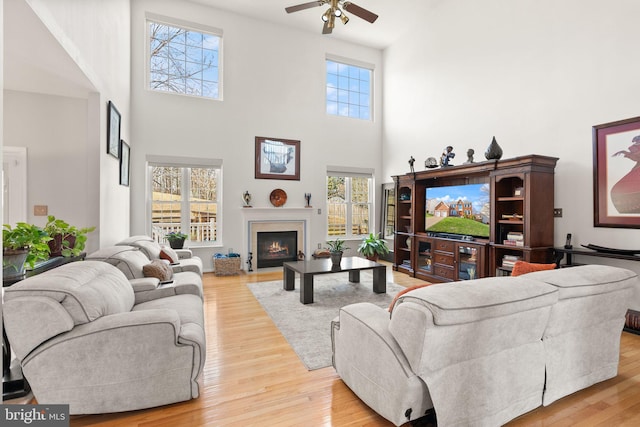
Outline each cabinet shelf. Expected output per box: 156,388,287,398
498,220,524,225
497,197,524,202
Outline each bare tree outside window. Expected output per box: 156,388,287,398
327,175,372,237
149,21,221,99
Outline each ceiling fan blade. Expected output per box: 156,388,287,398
322,21,333,34
285,1,325,14
342,2,378,23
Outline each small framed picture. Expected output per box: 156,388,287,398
514,187,524,197
107,101,121,159
119,140,130,186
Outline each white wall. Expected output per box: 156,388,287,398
383,0,640,258
23,0,131,247
3,90,95,235
130,0,383,271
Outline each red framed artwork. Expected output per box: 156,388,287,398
593,116,640,228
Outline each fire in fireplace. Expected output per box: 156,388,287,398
257,231,298,268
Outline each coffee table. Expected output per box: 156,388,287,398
283,257,387,304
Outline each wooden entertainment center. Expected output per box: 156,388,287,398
393,154,558,282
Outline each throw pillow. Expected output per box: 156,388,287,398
160,246,179,264
388,283,431,313
143,259,173,282
511,260,556,277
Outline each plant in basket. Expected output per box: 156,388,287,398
165,231,188,249
357,233,390,262
44,215,95,257
326,238,349,266
3,222,51,280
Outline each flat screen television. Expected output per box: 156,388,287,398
425,183,490,238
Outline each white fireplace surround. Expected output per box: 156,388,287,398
242,208,313,269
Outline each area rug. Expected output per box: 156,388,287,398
247,271,406,370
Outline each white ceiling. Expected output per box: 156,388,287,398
190,0,434,49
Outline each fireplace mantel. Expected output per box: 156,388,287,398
241,207,314,269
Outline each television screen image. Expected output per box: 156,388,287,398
426,183,490,238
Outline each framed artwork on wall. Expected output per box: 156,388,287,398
119,140,130,186
255,136,300,180
593,116,640,228
107,101,121,159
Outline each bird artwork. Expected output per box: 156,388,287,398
610,135,640,214
262,140,294,173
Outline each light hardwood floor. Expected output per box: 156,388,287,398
62,265,640,426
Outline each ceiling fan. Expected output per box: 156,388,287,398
285,0,378,34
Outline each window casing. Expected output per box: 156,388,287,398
147,16,222,99
327,172,373,238
326,58,372,120
148,159,221,246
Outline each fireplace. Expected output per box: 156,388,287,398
257,231,298,268
242,208,313,270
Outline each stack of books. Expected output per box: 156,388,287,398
502,254,521,269
503,232,524,247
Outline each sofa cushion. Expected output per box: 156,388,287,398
3,261,135,325
511,260,556,277
394,276,558,326
116,235,154,245
143,259,173,282
524,264,638,299
86,246,150,279
133,240,162,260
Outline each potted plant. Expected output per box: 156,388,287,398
166,231,188,249
357,233,390,262
44,215,95,257
326,238,348,266
3,222,51,281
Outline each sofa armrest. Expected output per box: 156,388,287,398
25,309,183,362
20,309,205,413
175,249,193,259
332,302,431,426
333,303,414,377
129,277,160,292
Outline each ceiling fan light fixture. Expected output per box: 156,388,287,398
321,8,331,22
340,13,349,25
334,8,342,17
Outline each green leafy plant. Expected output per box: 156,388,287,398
3,222,51,269
357,233,390,259
165,231,188,242
326,238,348,253
44,215,96,257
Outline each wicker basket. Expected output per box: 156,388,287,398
213,256,241,276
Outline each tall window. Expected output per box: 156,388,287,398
327,172,373,238
326,58,372,120
149,160,221,246
148,18,221,99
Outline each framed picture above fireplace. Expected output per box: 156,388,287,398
255,137,300,180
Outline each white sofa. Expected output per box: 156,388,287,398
86,245,203,302
2,261,206,414
331,265,638,426
117,235,203,276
